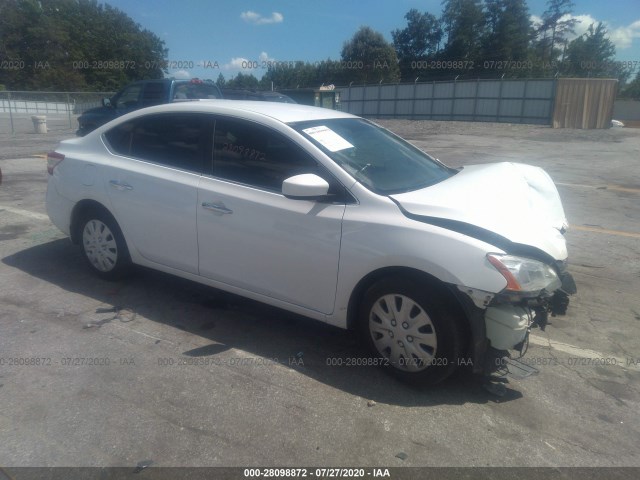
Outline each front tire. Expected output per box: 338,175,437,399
358,277,466,385
79,210,130,280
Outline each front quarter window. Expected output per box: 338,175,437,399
291,118,454,194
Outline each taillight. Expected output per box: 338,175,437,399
47,151,65,175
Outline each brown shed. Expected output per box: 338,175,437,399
552,78,618,129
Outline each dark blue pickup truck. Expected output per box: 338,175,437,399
76,78,223,136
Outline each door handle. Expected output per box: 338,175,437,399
109,180,133,191
201,202,233,214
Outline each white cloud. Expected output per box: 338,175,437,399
564,14,640,50
222,52,275,71
173,70,191,79
561,14,598,40
530,14,543,30
240,11,283,25
533,13,640,51
608,19,640,50
532,13,597,40
224,57,250,70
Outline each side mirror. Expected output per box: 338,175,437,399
102,98,112,107
282,174,329,200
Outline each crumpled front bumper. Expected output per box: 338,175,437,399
452,269,577,376
485,305,532,351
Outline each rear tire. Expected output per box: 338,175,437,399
358,276,466,385
79,209,131,280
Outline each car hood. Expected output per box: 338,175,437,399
389,162,569,261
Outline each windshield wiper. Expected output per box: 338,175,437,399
357,163,372,176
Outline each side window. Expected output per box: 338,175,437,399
114,84,143,110
213,118,320,192
104,114,207,174
141,82,168,107
104,120,135,155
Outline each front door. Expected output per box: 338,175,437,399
197,117,345,314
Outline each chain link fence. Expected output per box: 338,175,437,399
0,91,114,134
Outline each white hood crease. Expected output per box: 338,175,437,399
390,162,569,261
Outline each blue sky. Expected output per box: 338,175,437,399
106,0,640,81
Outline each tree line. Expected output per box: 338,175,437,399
1,0,638,95
225,0,636,94
0,0,167,91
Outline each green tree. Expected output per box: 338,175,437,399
215,73,226,88
620,71,640,99
262,61,316,89
537,0,577,66
340,26,400,84
392,9,443,81
226,72,260,89
440,0,485,62
313,59,349,86
261,59,350,89
0,0,168,91
564,22,630,82
481,0,533,71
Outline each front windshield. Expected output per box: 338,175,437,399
291,118,454,194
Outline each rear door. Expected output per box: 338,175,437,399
103,112,210,273
197,117,346,314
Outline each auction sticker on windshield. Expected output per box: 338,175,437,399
302,126,354,152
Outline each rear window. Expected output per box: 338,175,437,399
173,82,222,100
103,113,208,173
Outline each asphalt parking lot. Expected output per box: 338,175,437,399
1,119,639,474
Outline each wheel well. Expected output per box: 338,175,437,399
69,200,116,244
346,267,469,334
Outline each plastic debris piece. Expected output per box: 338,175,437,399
133,460,153,473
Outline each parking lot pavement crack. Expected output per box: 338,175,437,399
607,338,638,366
533,332,635,407
561,360,628,407
104,390,252,452
108,322,176,345
560,436,623,459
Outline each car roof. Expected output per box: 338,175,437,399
119,99,357,124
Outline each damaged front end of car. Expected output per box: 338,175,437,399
453,251,577,393
389,162,577,390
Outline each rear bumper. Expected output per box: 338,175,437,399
46,180,74,236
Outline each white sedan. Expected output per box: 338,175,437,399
46,100,576,386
